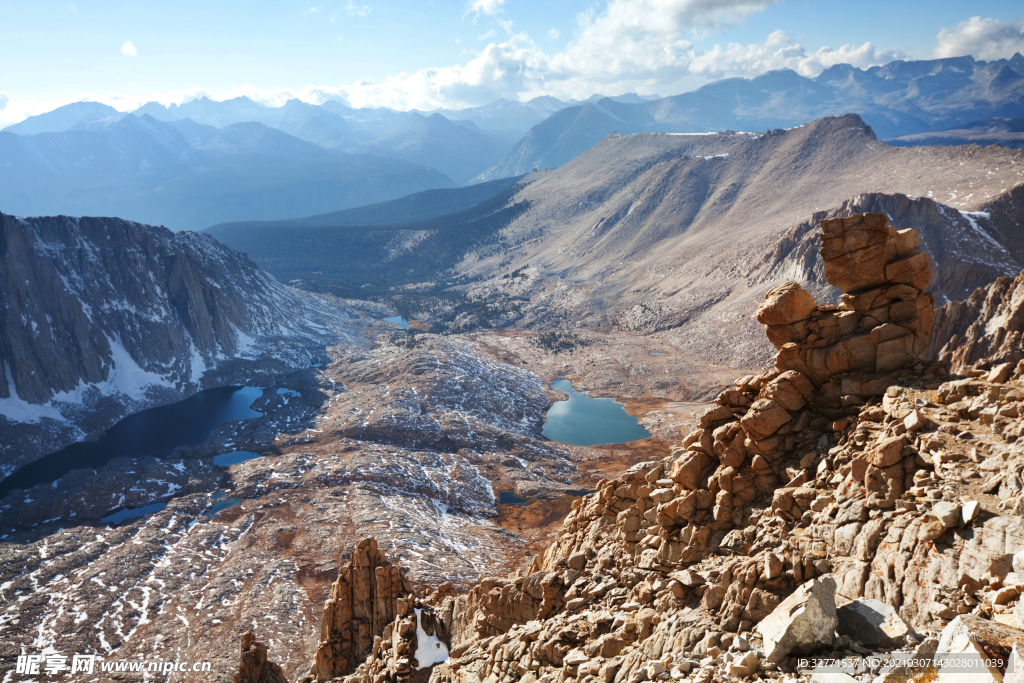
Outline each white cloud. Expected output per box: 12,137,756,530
345,1,371,17
687,34,904,81
0,91,9,111
467,0,505,17
0,0,918,125
121,41,138,57
933,16,1024,61
549,28,560,39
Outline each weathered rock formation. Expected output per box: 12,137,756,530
234,632,289,683
250,212,1024,683
310,538,416,681
759,212,935,411
928,268,1024,373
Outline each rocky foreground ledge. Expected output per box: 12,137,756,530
237,214,1024,683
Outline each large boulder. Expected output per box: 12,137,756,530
936,615,1024,683
836,598,915,648
757,282,818,326
757,577,838,664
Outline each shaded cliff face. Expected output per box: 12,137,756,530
928,267,1024,373
0,212,346,468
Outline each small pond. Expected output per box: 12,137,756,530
0,386,264,497
213,450,263,467
541,379,651,447
101,501,167,525
383,316,410,330
499,490,531,505
204,491,242,517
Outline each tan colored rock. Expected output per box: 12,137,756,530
670,451,711,490
933,502,962,529
233,632,288,683
885,251,932,291
869,435,907,468
740,399,792,441
937,615,1024,682
757,282,818,326
821,215,896,293
312,538,412,682
757,577,838,664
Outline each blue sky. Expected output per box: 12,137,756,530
0,0,1022,124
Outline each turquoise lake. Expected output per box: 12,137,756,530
383,316,409,329
541,379,651,446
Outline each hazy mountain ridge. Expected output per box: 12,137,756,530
206,174,523,233
477,54,1024,181
0,114,456,230
0,211,350,470
207,178,536,294
888,117,1024,148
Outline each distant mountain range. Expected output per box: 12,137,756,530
0,114,454,230
2,53,1022,228
475,53,1024,181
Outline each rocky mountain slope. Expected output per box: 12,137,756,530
0,114,455,230
477,54,1024,181
465,115,1024,367
0,318,634,681
0,212,349,470
246,213,1024,683
929,266,1024,373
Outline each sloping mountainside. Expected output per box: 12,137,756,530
218,114,1024,371
0,114,455,230
464,114,1024,367
477,54,1024,181
1,101,120,135
207,179,536,296
888,117,1024,149
206,174,523,234
238,216,1024,683
0,212,349,470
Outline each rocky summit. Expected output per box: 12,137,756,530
239,213,1024,683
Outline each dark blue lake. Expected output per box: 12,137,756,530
541,379,651,447
0,386,263,498
101,501,167,525
383,316,410,330
213,450,263,467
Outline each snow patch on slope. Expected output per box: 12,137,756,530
413,608,449,669
0,362,68,424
